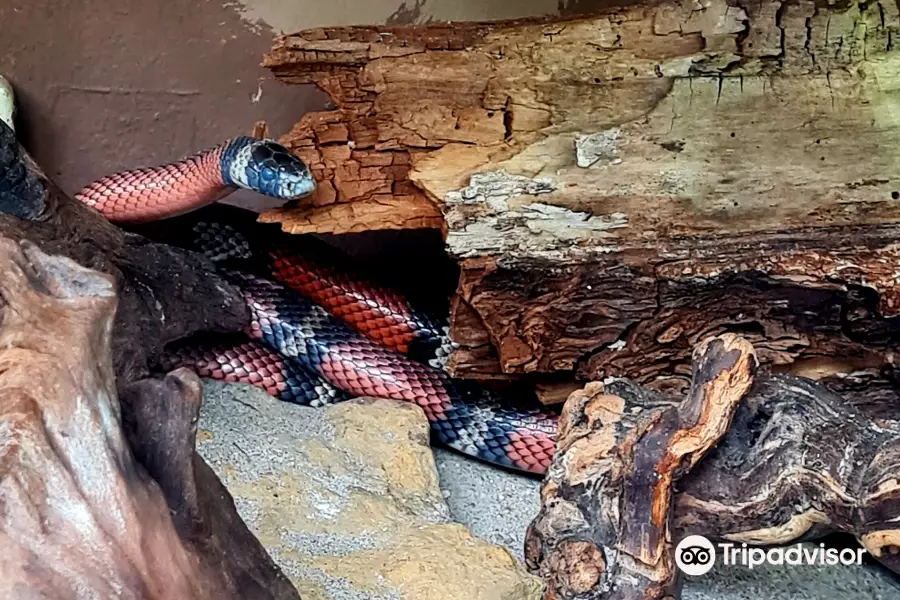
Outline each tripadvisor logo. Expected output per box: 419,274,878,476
674,535,867,576
675,535,716,576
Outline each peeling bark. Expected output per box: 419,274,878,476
255,109,444,234
263,0,900,389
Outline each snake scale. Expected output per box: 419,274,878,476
76,136,559,475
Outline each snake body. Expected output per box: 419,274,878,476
78,136,559,475
161,336,351,407
179,215,458,369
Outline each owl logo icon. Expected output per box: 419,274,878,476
675,535,716,576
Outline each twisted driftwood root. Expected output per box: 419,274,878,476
0,114,297,598
0,237,204,597
0,237,299,599
525,333,758,599
674,373,900,572
0,119,247,386
527,334,900,599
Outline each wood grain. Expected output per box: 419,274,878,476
263,1,900,390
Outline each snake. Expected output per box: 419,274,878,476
75,136,559,475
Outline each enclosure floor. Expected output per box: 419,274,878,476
433,451,900,599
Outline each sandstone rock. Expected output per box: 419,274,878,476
197,381,543,600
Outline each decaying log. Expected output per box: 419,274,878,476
527,335,900,600
0,120,247,386
524,333,757,600
0,237,298,599
262,1,900,391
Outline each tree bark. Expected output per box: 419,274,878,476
262,0,900,392
0,120,248,386
0,236,298,599
526,334,900,600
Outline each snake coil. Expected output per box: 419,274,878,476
78,136,560,475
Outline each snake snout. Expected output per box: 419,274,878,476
224,137,317,200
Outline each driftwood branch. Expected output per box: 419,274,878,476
525,334,757,599
120,371,301,599
261,2,900,393
0,236,298,599
674,372,900,571
526,334,900,600
0,120,248,386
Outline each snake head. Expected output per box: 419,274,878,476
222,137,316,200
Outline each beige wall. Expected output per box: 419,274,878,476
0,0,570,204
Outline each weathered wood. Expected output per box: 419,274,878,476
524,333,757,600
263,192,444,235
263,1,900,390
527,336,900,599
120,371,300,600
0,237,298,599
0,117,295,598
0,120,248,386
672,370,900,571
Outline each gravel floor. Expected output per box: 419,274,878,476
433,448,900,600
433,449,540,563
